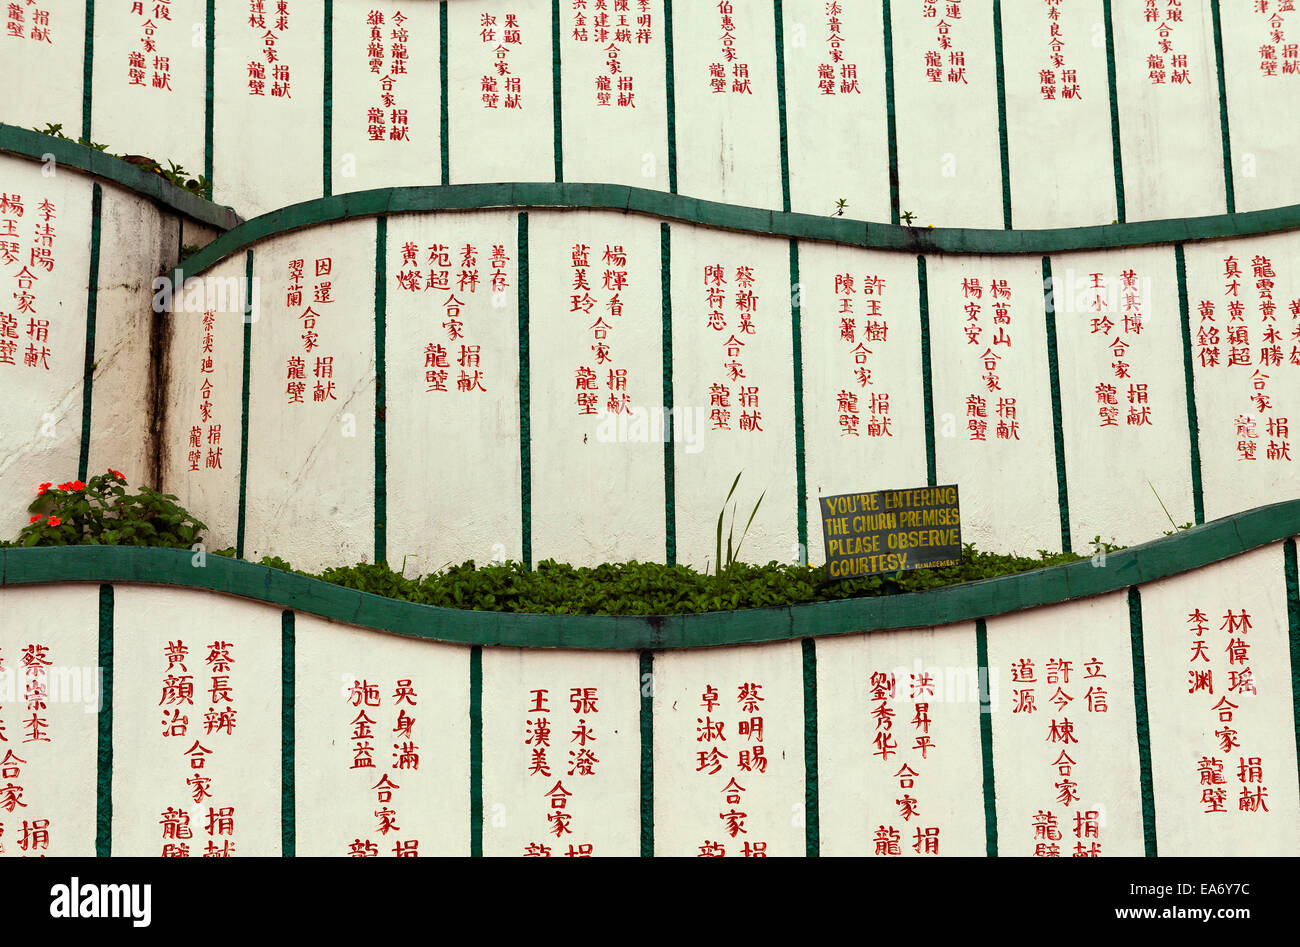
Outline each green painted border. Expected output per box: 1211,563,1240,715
975,618,997,857
323,0,333,198
469,644,483,857
790,240,807,553
660,222,676,565
78,183,103,483
236,250,254,559
1127,586,1158,857
882,0,900,226
991,0,1012,230
801,636,818,857
281,608,295,857
164,181,1300,289
1286,539,1300,808
1041,256,1072,553
374,217,387,564
0,125,240,231
440,1,450,186
917,255,936,487
551,0,563,183
95,582,113,857
639,649,654,857
517,212,532,569
5,500,1297,651
1101,0,1126,223
1174,244,1205,525
81,0,94,142
205,0,215,198
1209,0,1235,215
773,0,791,214
663,0,677,194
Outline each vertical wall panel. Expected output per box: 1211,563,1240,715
91,0,206,174
927,254,1059,554
447,0,554,183
294,614,471,856
528,211,665,566
558,0,669,189
213,0,324,214
1051,245,1194,549
111,586,282,856
1140,543,1300,855
987,592,1147,856
671,0,782,209
1002,0,1117,228
799,244,927,565
889,0,1003,228
0,586,100,857
384,210,522,572
669,225,797,571
331,0,442,193
482,648,640,856
1110,0,1226,221
817,623,986,856
243,220,375,573
784,0,891,223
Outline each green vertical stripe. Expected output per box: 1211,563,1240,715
204,0,214,198
773,0,791,213
660,222,676,565
639,650,654,857
1284,539,1300,809
664,0,677,193
1041,256,1072,553
552,0,563,183
78,183,102,483
1101,0,1126,223
517,212,532,569
236,250,254,559
440,1,449,185
917,255,936,487
81,0,94,141
281,609,295,857
790,240,807,553
1127,586,1158,857
1174,244,1205,524
323,0,333,197
1209,0,1235,214
469,645,483,857
801,637,819,857
94,583,113,857
974,618,997,857
992,0,1012,229
882,0,900,225
374,217,387,565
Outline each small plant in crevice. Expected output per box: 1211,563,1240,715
30,123,213,197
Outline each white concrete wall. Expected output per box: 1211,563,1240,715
7,2,1300,227
1,535,1294,855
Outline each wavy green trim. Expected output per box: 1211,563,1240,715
2,500,1296,651
164,181,1300,292
0,124,241,230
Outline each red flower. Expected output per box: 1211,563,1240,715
56,481,71,491
70,481,85,491
47,516,62,527
29,515,41,523
108,468,124,479
36,482,52,495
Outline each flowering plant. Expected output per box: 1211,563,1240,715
18,469,207,548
